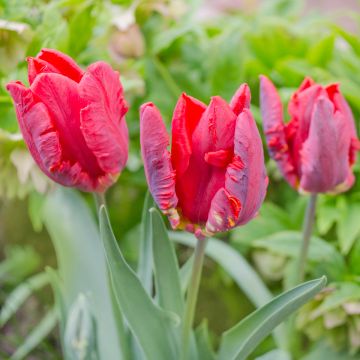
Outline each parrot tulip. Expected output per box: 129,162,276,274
140,85,268,239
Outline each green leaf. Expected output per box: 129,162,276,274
137,192,154,295
255,349,291,360
68,3,95,57
180,254,194,295
307,35,335,66
0,272,49,327
218,277,327,360
42,188,123,360
169,232,286,349
150,208,183,316
252,231,339,262
64,294,99,360
195,320,215,360
336,202,360,255
10,307,58,360
99,206,180,360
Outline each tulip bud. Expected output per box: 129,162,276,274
140,85,268,238
260,75,360,194
6,48,129,193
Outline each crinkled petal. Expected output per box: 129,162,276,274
326,83,359,165
6,81,62,176
171,93,206,176
300,97,351,193
79,61,129,175
260,75,297,187
176,96,236,223
31,73,104,185
206,109,267,233
229,83,251,116
192,96,236,155
140,103,179,225
36,48,84,83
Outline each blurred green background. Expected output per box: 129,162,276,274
1,0,360,359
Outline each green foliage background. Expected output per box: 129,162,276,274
1,0,360,359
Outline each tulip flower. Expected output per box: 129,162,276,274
6,48,128,192
140,85,268,239
260,75,359,194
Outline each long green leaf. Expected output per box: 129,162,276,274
137,192,154,295
150,208,183,316
42,188,123,360
0,272,49,327
99,206,179,360
218,277,327,360
180,255,194,295
10,307,58,360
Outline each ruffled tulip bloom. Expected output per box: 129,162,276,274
260,76,360,193
6,49,128,192
140,85,268,238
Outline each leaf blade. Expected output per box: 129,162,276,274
218,277,327,360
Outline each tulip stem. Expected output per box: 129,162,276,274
298,193,317,283
94,192,107,210
181,238,207,360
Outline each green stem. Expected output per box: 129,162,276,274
152,56,181,99
297,193,317,283
181,238,207,360
94,192,107,210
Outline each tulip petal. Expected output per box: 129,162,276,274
206,109,267,233
175,96,236,223
326,83,359,165
36,48,84,83
27,57,60,85
171,93,206,176
6,81,62,175
31,73,103,180
192,96,236,155
260,75,297,187
140,103,178,223
79,61,129,175
229,83,251,116
300,97,351,193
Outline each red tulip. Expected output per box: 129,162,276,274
6,49,128,192
140,85,268,238
260,76,360,193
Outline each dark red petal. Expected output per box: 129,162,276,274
297,77,315,92
192,96,236,155
31,73,103,181
300,98,351,193
79,61,129,175
27,57,60,85
229,83,251,116
206,109,267,233
140,103,178,223
36,48,84,83
259,75,297,187
171,93,206,176
175,96,236,223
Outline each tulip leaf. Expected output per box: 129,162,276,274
217,276,327,360
180,254,194,295
195,320,215,360
42,188,123,360
99,206,180,360
0,272,49,327
150,208,183,316
10,307,58,360
137,192,154,295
